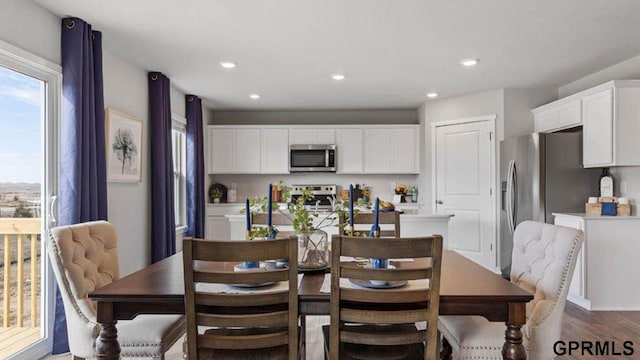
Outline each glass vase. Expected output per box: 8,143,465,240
297,229,329,269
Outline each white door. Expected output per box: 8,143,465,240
434,120,495,270
0,43,60,359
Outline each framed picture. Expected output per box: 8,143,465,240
106,109,142,182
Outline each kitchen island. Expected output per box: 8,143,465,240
554,212,640,310
226,210,453,248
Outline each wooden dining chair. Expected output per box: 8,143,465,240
182,237,298,360
438,221,584,360
324,234,444,360
338,211,401,237
253,212,294,226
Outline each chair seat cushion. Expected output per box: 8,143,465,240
322,325,424,360
116,314,185,358
438,316,508,360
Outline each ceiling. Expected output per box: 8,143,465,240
35,0,640,110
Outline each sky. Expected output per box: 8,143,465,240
0,65,43,183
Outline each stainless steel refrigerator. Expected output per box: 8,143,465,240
500,131,600,273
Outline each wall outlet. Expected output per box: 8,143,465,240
620,181,628,195
390,182,396,192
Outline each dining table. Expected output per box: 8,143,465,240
89,250,533,360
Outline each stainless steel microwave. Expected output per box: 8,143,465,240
289,144,336,172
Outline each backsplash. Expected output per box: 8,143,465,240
208,174,420,204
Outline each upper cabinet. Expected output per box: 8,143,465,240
532,80,640,168
207,126,288,174
533,99,581,133
207,125,419,174
289,128,335,144
364,126,419,174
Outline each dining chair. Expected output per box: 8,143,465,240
47,221,185,360
438,221,584,360
324,234,444,360
338,211,401,237
182,236,299,360
252,212,294,226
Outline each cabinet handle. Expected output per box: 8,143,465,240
436,200,443,205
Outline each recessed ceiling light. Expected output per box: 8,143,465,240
331,74,345,81
460,58,479,67
220,61,236,69
249,94,260,99
427,92,438,98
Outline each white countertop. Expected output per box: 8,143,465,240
227,210,453,220
553,212,640,220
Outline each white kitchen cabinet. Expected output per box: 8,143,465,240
554,212,640,310
364,126,419,174
336,128,364,173
533,99,581,133
207,128,235,173
205,204,244,240
289,128,335,144
582,88,614,167
261,128,289,173
235,129,261,173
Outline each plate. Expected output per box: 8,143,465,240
380,206,395,212
230,282,277,288
298,265,330,273
349,278,407,289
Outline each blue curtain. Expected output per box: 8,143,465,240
186,95,205,238
149,72,176,263
54,17,108,354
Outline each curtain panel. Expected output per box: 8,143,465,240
54,17,108,354
149,72,176,263
186,95,205,238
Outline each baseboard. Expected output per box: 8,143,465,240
567,294,592,310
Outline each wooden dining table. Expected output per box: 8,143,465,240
89,250,533,360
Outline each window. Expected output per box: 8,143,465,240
171,114,187,229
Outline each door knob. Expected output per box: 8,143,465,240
436,200,443,205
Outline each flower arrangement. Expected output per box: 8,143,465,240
394,184,408,195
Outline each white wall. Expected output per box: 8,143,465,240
558,53,640,209
0,0,60,64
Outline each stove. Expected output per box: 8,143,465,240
290,184,337,210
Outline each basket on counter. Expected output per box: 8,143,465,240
585,196,631,216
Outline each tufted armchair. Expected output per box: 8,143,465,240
47,221,185,359
438,221,583,360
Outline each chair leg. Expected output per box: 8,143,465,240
440,337,453,360
182,334,188,359
300,315,306,360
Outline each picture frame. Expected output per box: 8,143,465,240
106,109,142,182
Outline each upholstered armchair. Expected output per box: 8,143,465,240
438,221,584,360
47,221,185,359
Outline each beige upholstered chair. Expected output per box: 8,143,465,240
438,221,584,360
339,211,401,237
47,221,185,360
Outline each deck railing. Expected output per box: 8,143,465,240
0,218,41,328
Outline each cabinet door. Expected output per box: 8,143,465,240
391,128,417,173
261,128,289,173
208,128,235,173
206,216,230,240
314,129,335,144
336,128,364,173
364,128,392,172
583,89,613,167
289,129,314,144
235,129,261,173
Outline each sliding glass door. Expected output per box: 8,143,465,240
0,41,60,360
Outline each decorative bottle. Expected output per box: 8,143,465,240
600,168,614,198
411,185,418,203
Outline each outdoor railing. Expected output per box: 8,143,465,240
0,218,41,328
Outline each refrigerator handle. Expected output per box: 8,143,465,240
506,160,516,234
512,161,518,232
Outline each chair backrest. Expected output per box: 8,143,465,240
330,234,443,360
339,211,401,237
252,212,294,226
47,221,119,357
510,221,584,359
183,237,298,360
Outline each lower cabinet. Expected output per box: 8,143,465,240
205,204,244,240
554,213,640,310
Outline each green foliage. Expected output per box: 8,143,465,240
13,204,33,218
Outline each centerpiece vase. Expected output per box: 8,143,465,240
297,229,329,269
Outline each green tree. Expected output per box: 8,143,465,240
13,204,33,218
